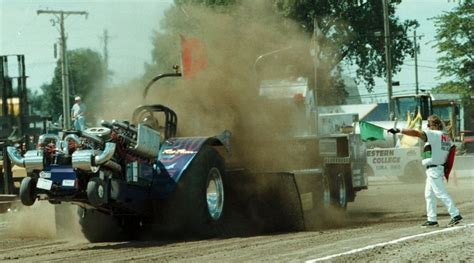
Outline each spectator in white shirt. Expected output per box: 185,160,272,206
71,96,86,131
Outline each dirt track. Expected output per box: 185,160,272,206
1,176,473,262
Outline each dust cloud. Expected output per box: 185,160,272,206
5,202,56,238
99,0,330,173
86,1,352,233
5,203,85,241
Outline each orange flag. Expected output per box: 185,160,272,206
180,35,207,78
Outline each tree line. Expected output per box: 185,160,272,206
31,0,472,123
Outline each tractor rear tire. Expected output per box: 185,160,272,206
154,145,226,237
78,208,127,242
19,176,36,206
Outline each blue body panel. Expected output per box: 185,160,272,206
48,165,77,190
158,137,210,182
152,137,211,199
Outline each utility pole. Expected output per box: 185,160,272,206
102,29,110,76
100,29,115,86
414,30,419,95
413,30,424,95
312,17,321,136
382,0,393,120
37,10,88,129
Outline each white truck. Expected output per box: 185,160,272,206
363,92,467,182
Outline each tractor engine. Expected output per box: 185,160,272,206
6,119,162,205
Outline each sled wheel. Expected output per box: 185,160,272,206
155,144,226,237
19,176,36,206
78,207,127,242
322,174,331,208
336,173,348,209
322,172,347,210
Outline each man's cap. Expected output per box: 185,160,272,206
75,96,81,101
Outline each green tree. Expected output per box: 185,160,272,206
41,48,105,121
431,0,473,129
27,89,43,116
432,0,473,87
432,81,470,97
273,0,416,92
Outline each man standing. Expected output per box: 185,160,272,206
71,96,86,131
388,114,462,227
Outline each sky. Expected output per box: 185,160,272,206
0,0,173,92
357,0,460,103
0,0,461,101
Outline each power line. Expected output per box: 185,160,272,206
383,0,394,118
37,9,88,129
404,63,437,69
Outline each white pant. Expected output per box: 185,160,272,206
425,166,460,221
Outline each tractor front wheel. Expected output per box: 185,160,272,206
19,176,36,206
87,177,107,207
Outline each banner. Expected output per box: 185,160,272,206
180,35,207,78
359,121,386,142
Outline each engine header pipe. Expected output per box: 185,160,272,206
94,142,116,165
62,134,81,152
38,134,61,146
6,146,25,167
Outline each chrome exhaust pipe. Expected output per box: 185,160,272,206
62,134,82,152
6,146,25,167
72,142,116,171
38,134,61,145
6,147,44,170
95,142,116,165
72,150,95,171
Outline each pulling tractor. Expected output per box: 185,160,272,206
6,100,231,241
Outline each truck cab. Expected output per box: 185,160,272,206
393,92,464,140
365,92,465,181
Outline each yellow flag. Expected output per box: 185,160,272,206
406,111,412,128
415,111,423,130
401,111,422,147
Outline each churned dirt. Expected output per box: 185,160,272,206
1,176,472,262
